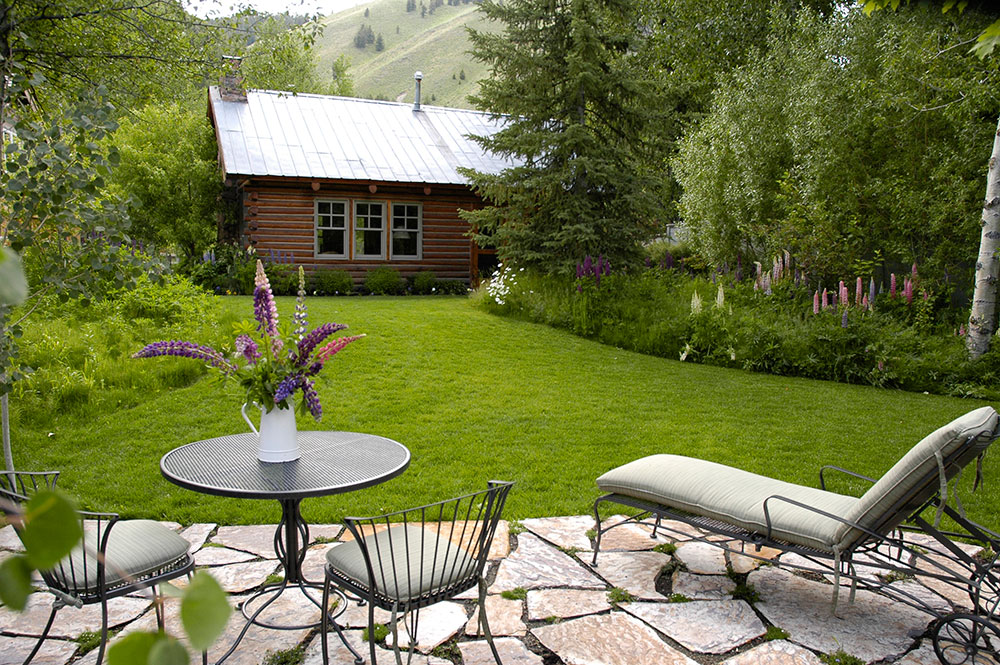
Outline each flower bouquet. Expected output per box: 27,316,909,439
134,261,363,461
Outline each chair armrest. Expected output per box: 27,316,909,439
761,494,881,546
819,465,876,491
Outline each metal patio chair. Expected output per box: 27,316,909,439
593,406,1000,665
0,471,197,665
321,480,514,665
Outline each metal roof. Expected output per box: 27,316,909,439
209,87,513,185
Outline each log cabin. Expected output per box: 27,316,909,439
207,76,511,285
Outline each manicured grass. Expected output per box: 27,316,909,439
10,296,1000,527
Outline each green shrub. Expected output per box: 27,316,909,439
313,268,355,295
183,243,257,295
436,279,469,295
97,274,212,325
412,271,437,295
365,266,403,295
263,261,298,296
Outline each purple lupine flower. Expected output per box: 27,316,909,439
841,309,849,328
296,322,349,365
293,266,308,342
856,277,863,307
234,334,261,364
783,249,791,275
583,255,593,276
869,277,876,306
665,252,675,270
645,257,652,268
301,379,322,420
133,341,238,374
274,373,303,404
772,256,780,283
890,273,897,299
253,260,279,340
576,263,583,279
813,290,820,314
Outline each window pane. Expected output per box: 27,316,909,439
319,229,345,255
357,229,382,256
392,230,418,257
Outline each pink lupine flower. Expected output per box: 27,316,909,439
923,290,929,302
960,324,966,337
878,360,885,371
856,277,863,307
890,273,897,299
822,289,829,308
839,281,848,308
814,290,820,314
862,295,869,310
912,262,918,279
904,278,913,304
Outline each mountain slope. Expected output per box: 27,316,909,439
313,0,496,109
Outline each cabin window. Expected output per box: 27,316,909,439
315,200,348,258
390,203,421,259
354,201,385,259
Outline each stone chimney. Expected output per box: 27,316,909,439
413,71,423,112
220,56,246,102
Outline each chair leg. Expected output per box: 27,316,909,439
321,576,331,665
478,577,503,665
21,602,59,665
372,598,383,665
94,595,110,665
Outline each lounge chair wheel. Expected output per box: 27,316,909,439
969,568,1000,617
932,613,1000,665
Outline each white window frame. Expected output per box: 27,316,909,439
315,199,349,259
354,200,386,260
390,202,422,260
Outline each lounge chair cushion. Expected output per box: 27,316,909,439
597,407,999,554
844,406,998,543
326,525,476,604
47,520,192,596
597,455,858,551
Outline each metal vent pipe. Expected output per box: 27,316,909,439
414,71,423,111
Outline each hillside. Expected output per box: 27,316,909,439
313,0,496,109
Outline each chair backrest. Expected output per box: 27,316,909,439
341,480,513,608
838,406,999,549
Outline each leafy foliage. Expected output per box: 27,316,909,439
365,266,404,294
675,6,1000,285
107,102,222,263
462,0,668,273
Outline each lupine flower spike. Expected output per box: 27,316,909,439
293,266,308,343
855,277,863,307
822,289,829,308
813,290,820,314
890,273,897,299
869,277,876,306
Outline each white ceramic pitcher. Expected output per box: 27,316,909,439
242,401,300,463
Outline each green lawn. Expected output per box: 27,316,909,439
11,296,1000,528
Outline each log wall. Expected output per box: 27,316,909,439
240,177,487,283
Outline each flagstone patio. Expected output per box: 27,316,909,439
0,515,958,665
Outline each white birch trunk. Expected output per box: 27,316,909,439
967,114,1000,359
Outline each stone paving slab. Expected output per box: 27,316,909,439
532,611,699,665
521,515,594,551
588,550,672,599
597,515,675,551
1,635,77,665
212,525,281,558
526,588,611,620
301,629,451,665
675,541,729,574
672,570,736,600
491,534,604,591
750,566,930,663
622,599,765,654
459,636,544,665
180,522,216,552
385,600,468,653
0,593,151,638
465,594,526,636
721,640,824,665
206,560,281,593
195,546,257,566
0,524,24,551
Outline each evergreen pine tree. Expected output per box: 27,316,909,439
375,33,384,51
364,7,370,16
461,0,667,272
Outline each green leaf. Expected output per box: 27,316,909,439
148,634,189,665
0,249,29,306
0,555,35,611
180,572,231,650
21,491,82,570
107,632,158,665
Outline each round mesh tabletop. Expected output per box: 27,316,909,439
160,431,410,499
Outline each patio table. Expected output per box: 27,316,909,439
160,430,410,664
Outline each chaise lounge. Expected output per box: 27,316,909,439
592,406,1000,665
